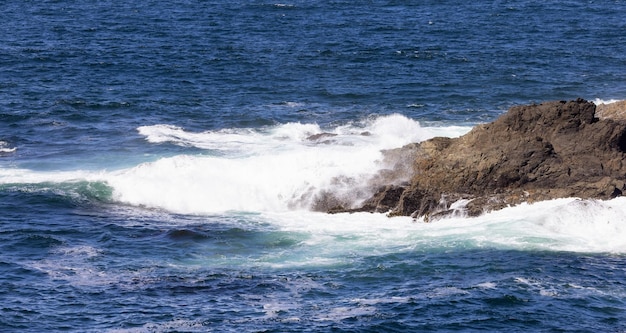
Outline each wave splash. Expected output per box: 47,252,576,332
1,112,626,254
0,114,469,214
109,114,469,214
258,197,626,257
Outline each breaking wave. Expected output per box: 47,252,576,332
111,114,469,214
2,114,626,254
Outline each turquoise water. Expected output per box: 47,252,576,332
1,1,626,331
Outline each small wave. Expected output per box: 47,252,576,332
54,245,102,258
0,140,16,154
104,320,205,333
593,98,624,105
407,103,425,108
0,171,114,204
273,3,295,9
138,114,469,152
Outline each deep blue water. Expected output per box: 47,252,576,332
1,1,626,332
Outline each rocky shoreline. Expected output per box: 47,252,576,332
328,99,626,221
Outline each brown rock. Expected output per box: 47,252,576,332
306,132,338,142
336,99,626,220
596,100,626,121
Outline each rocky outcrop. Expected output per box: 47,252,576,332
334,99,626,220
596,100,626,121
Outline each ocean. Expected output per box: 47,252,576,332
1,1,626,331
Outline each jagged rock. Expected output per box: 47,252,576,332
337,99,626,220
596,100,626,121
305,132,339,145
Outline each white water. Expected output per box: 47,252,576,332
24,198,626,289
122,114,626,255
109,114,470,214
256,197,626,262
2,114,626,255
0,141,16,153
593,98,624,105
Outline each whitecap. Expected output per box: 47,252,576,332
0,140,16,153
593,98,623,105
476,282,497,289
118,115,472,214
104,319,205,333
313,306,377,322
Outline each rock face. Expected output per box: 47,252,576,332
596,100,626,121
337,99,626,220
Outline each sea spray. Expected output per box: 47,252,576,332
0,115,470,214
4,115,626,254
110,114,471,214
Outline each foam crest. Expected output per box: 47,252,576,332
137,124,268,153
445,197,626,253
117,115,472,214
256,197,626,259
1,114,469,215
106,146,382,214
593,98,623,105
533,198,626,252
137,114,467,153
0,140,16,153
0,168,100,184
367,113,432,143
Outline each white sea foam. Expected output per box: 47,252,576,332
112,114,468,214
476,282,497,289
0,140,16,153
3,114,626,255
471,197,626,253
54,245,102,258
312,306,377,322
593,98,624,105
137,113,448,154
105,320,205,333
256,197,626,258
0,114,465,216
0,168,102,184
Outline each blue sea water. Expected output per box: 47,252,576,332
1,1,626,331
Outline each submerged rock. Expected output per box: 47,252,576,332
336,99,626,220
